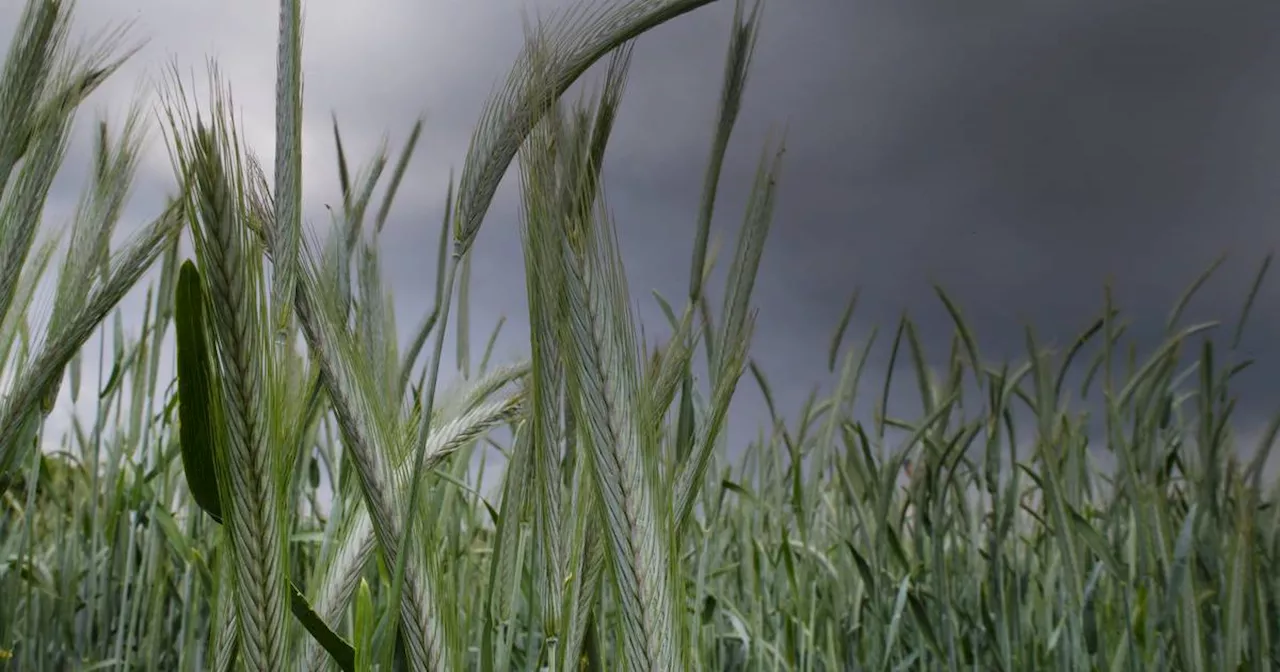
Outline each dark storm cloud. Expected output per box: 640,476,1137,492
550,0,1280,444
6,0,1280,454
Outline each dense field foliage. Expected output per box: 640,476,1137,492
0,0,1277,670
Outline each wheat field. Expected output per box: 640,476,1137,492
0,0,1277,670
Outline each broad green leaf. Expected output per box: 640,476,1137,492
173,260,224,524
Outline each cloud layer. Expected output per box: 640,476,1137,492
6,0,1280,457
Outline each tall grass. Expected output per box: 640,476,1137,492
1,0,1278,670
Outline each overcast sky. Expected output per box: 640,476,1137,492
6,0,1280,471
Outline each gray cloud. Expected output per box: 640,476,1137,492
7,0,1280,459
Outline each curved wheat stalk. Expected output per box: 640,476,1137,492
294,252,455,669
0,0,171,493
454,0,725,252
299,388,524,672
554,194,679,670
162,70,291,671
